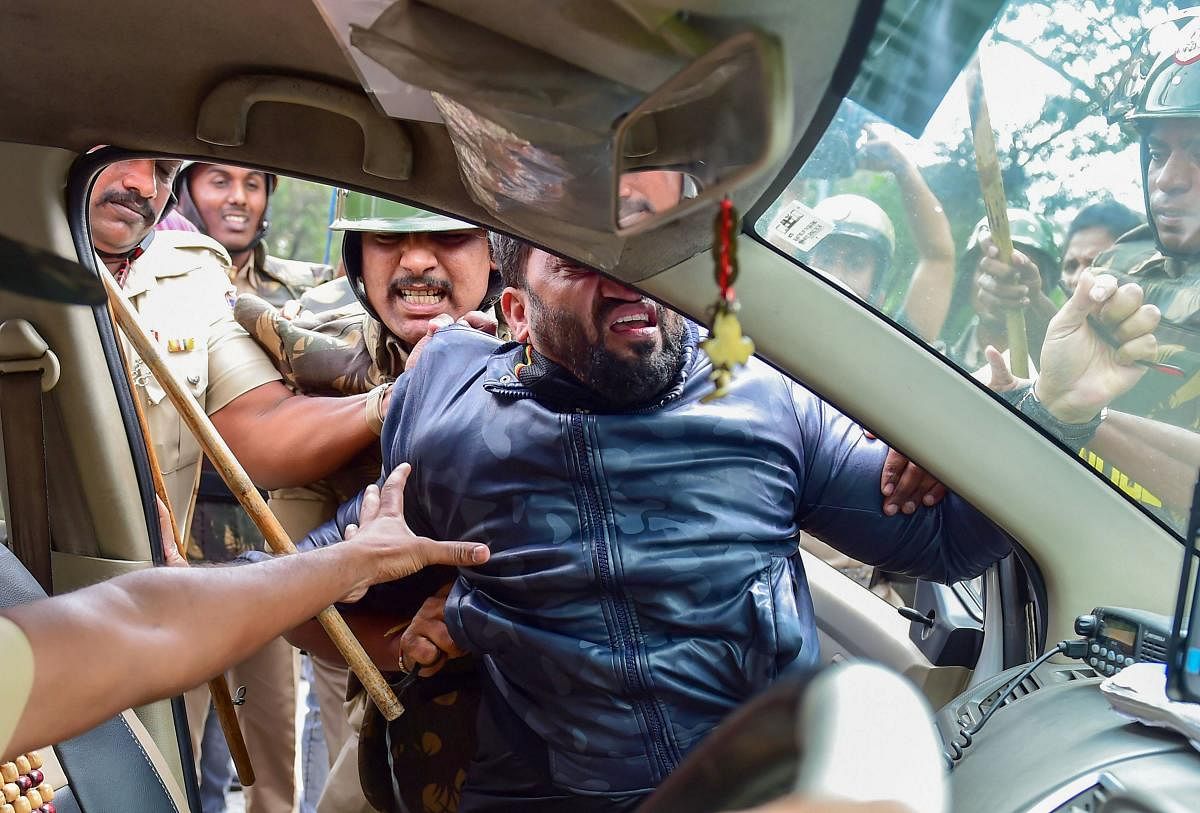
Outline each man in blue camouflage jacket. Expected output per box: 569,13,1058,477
288,171,1156,810
287,227,1016,810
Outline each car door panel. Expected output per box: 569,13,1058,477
801,548,972,708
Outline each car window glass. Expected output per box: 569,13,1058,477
754,0,1200,538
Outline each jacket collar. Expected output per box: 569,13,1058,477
483,321,699,414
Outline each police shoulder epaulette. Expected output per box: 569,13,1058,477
142,233,232,281
151,230,233,264
263,254,334,289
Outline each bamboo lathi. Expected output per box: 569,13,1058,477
965,55,1030,379
107,301,257,785
103,273,404,721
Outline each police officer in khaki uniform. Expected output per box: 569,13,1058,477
90,159,385,512
175,162,337,569
89,157,395,812
90,159,283,534
236,191,500,812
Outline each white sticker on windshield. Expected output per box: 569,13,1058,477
769,201,833,253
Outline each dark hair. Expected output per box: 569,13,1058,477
489,233,534,290
1065,200,1142,247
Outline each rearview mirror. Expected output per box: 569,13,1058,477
613,30,791,235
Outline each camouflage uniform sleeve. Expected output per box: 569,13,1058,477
234,294,386,395
188,262,281,414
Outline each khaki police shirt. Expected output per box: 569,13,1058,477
114,231,282,535
0,617,33,757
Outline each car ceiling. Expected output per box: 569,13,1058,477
0,0,871,277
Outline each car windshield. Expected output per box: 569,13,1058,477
753,0,1200,539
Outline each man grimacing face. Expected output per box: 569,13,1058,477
501,168,689,407
505,250,687,408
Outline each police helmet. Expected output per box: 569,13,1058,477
810,194,896,278
1109,14,1200,256
329,190,501,322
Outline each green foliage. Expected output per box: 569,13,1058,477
264,177,342,265
776,0,1200,337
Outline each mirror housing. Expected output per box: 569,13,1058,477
613,30,792,236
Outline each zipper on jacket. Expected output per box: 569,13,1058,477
568,413,677,781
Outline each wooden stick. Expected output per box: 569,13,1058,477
103,273,405,721
965,55,1030,379
207,674,257,787
107,306,186,560
107,303,257,786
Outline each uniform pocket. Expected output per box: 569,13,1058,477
162,346,209,474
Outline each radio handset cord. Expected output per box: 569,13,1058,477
945,638,1089,767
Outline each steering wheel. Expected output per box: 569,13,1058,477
636,662,947,812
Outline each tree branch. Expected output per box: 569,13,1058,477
1012,105,1092,167
991,30,1098,105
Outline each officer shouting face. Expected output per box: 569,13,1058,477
359,228,492,347
333,195,497,349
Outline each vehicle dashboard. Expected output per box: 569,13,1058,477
941,660,1200,812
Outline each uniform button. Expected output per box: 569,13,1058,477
187,374,201,386
1091,643,1100,654
499,375,512,384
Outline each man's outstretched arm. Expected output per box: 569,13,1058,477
2,464,486,759
797,272,1159,581
795,404,1012,584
